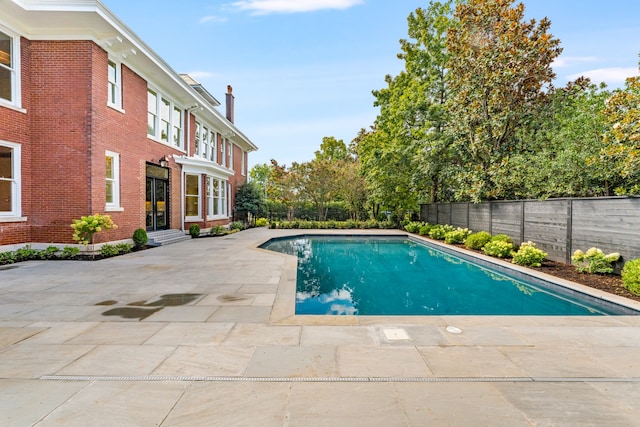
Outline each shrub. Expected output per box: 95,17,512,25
512,241,548,267
483,240,514,258
622,259,640,295
404,221,423,233
132,228,148,248
99,244,119,257
230,221,244,231
444,228,472,244
71,214,117,245
465,231,492,250
211,225,225,235
39,246,60,260
428,224,455,240
418,224,433,236
189,224,200,237
14,246,38,262
572,247,620,274
255,218,269,227
0,251,17,265
59,246,80,259
115,243,133,254
491,234,513,244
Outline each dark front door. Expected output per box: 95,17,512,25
146,164,170,231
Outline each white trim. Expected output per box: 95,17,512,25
106,58,122,109
184,172,201,221
0,140,21,217
0,25,22,109
105,150,121,210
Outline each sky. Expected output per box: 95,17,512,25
101,0,640,169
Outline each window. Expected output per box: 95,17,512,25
185,174,200,218
105,151,121,210
0,29,20,107
147,88,183,149
220,138,226,166
228,141,234,170
195,122,201,156
147,90,157,136
160,97,171,142
241,151,246,176
209,130,217,162
206,176,227,218
201,126,209,160
0,141,21,217
172,106,182,147
107,60,121,109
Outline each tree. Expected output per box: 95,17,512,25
249,162,271,196
447,0,562,201
596,67,640,192
500,79,615,198
266,160,297,220
290,159,340,221
359,1,455,216
314,136,350,162
234,181,266,224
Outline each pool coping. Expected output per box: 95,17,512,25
259,230,640,325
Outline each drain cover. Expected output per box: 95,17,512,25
382,328,410,340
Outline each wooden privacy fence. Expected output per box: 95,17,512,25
420,196,640,265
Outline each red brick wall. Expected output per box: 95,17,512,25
27,40,95,243
0,37,32,245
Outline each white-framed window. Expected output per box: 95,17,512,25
107,59,122,109
206,176,227,219
172,106,182,148
228,141,234,170
195,121,201,156
209,130,217,162
220,138,226,166
185,173,201,219
195,122,219,161
0,28,21,108
241,151,246,176
105,151,121,211
147,88,183,149
160,97,171,142
0,141,21,217
147,89,157,136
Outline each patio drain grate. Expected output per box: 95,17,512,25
39,375,640,383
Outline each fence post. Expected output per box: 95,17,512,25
520,200,525,244
489,202,493,235
566,199,573,264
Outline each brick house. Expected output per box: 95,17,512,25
0,0,257,250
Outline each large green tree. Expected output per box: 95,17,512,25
358,1,455,216
595,67,640,191
446,0,562,201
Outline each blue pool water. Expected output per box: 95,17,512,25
260,235,636,316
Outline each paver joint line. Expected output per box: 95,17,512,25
38,375,640,383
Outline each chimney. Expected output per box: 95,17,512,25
225,85,234,124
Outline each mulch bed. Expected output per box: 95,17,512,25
443,241,640,303
533,260,640,303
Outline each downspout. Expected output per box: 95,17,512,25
182,104,200,232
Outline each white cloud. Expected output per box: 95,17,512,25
552,56,598,68
229,0,363,15
568,67,639,85
199,15,228,24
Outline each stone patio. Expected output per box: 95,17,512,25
1,227,640,426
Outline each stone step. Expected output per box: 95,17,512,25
147,229,191,246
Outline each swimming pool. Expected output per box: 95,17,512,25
260,235,638,316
